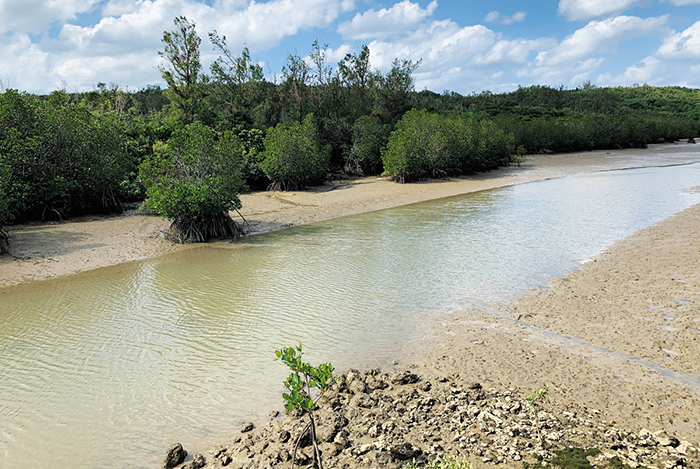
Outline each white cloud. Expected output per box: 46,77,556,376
536,15,668,65
597,21,700,87
657,20,700,58
332,17,555,93
484,10,527,25
102,0,145,17
337,0,437,40
557,0,648,21
475,38,555,64
662,0,700,4
0,0,99,34
520,57,606,87
0,0,356,92
0,34,53,92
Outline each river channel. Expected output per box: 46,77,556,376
1,163,700,468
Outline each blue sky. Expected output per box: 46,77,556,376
1,0,700,94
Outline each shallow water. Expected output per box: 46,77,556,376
1,163,700,469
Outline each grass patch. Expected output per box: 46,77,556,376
523,448,651,469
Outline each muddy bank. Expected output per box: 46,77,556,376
412,204,700,444
2,143,700,288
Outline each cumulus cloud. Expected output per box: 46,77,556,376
557,0,648,21
0,34,53,91
598,21,700,87
484,11,527,25
656,20,700,57
331,17,555,92
0,0,356,92
337,0,437,40
101,0,145,17
0,0,99,34
536,15,669,65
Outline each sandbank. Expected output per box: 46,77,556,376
2,143,699,288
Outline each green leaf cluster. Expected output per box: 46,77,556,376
525,385,549,416
139,122,245,223
345,115,390,175
382,109,515,182
261,114,330,189
275,344,335,416
0,89,134,222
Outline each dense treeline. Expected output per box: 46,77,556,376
1,16,699,244
382,110,515,182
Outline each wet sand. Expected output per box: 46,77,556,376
2,143,699,288
416,203,700,444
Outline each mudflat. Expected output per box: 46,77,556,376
2,143,699,288
416,202,700,443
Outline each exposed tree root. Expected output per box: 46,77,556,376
267,180,304,192
167,212,243,244
343,160,365,177
0,225,9,254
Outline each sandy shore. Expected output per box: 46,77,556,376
2,143,700,288
416,202,700,444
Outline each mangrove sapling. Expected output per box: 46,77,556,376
275,344,335,469
525,385,550,449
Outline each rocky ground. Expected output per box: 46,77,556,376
163,369,698,469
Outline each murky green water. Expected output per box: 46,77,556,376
1,163,700,469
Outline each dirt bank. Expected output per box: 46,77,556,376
2,143,700,288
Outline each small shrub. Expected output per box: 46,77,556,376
275,344,335,469
139,122,245,243
525,384,549,415
261,114,330,190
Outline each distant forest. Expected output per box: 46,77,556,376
1,16,699,245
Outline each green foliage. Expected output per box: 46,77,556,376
382,109,516,182
525,385,549,416
0,161,9,253
275,343,335,415
159,16,206,124
550,447,599,469
237,127,268,189
403,455,473,469
345,115,390,175
275,344,334,469
139,122,245,242
374,58,421,123
261,114,330,190
606,456,650,469
0,89,133,222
